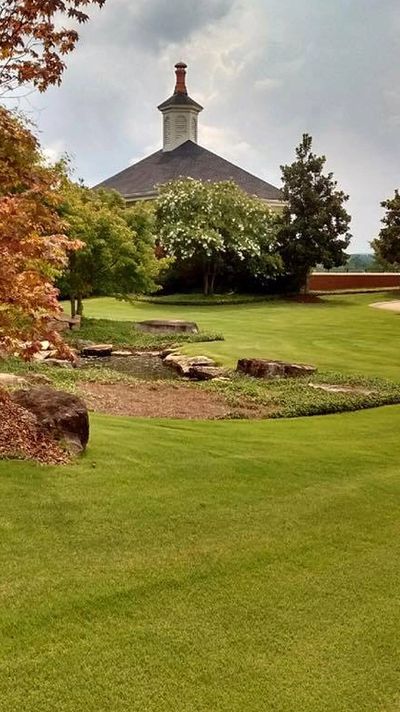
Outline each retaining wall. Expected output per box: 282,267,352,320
308,272,400,292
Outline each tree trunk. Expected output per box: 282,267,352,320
70,295,76,318
203,269,209,296
209,263,217,296
77,294,83,316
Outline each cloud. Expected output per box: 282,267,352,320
12,0,400,251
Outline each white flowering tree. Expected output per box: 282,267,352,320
156,178,279,295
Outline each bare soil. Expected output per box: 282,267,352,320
77,381,265,419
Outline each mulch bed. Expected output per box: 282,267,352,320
77,381,264,420
0,389,68,464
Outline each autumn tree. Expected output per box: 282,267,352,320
372,190,400,270
57,180,165,316
277,134,351,291
0,107,79,357
156,179,279,295
0,0,105,94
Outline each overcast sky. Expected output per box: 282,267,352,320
11,0,400,251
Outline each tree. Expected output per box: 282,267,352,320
0,107,79,357
0,0,105,94
156,178,280,295
371,190,400,270
276,134,351,291
57,179,165,316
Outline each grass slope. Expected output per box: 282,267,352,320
78,292,400,380
1,408,400,712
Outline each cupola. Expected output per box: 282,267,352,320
157,62,203,152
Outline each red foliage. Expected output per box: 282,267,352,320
0,0,105,93
0,106,80,358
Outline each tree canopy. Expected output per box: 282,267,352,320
156,178,280,295
57,180,165,316
277,134,351,290
372,190,400,270
0,0,105,94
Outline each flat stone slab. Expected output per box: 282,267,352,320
136,319,199,334
80,344,113,357
164,354,216,376
237,358,316,379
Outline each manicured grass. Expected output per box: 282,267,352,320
2,292,400,711
79,292,400,380
1,409,400,712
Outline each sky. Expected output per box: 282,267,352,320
10,0,400,252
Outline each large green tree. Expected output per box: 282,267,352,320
277,134,351,291
58,179,164,316
156,178,280,295
372,190,400,270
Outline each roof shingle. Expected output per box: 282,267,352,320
95,140,283,202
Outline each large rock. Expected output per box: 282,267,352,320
46,314,81,333
136,319,199,334
12,387,89,454
164,353,216,376
80,343,113,357
237,358,316,379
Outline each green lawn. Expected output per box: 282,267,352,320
79,292,400,380
1,293,400,711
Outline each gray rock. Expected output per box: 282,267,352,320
80,344,113,357
236,358,316,379
164,353,216,375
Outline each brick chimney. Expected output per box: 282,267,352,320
174,62,188,95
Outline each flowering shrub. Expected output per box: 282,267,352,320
156,179,280,294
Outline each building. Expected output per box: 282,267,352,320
95,63,284,208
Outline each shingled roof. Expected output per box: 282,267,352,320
95,140,283,202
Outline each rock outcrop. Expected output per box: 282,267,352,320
163,353,216,376
237,359,316,379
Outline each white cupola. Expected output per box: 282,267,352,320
157,62,203,152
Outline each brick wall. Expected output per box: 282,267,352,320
308,272,400,292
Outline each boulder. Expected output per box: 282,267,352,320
237,358,316,379
136,319,199,334
0,373,29,387
46,314,81,333
12,387,89,454
188,366,230,381
80,343,113,357
164,353,216,376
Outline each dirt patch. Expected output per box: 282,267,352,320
77,381,265,419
